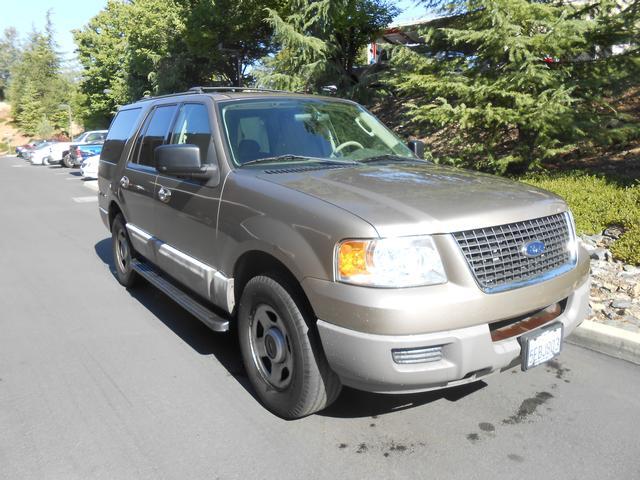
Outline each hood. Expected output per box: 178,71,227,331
257,161,567,236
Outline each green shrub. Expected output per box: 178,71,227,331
611,226,640,265
521,171,640,265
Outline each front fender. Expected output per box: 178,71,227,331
215,172,378,283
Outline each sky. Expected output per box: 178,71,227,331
0,0,427,65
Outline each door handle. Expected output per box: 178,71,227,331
158,186,172,203
120,176,130,189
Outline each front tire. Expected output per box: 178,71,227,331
111,214,138,288
238,275,341,419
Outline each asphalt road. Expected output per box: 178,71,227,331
1,156,639,480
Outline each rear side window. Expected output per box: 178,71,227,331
169,103,212,164
135,105,178,167
102,108,142,163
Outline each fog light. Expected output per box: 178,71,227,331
392,346,443,364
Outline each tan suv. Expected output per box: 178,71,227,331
98,87,590,419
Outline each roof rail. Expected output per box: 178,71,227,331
134,85,298,103
188,86,295,94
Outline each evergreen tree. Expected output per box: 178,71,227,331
8,12,73,136
255,0,397,98
0,27,21,101
389,0,640,173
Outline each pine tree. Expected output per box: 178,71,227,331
0,27,21,101
8,11,72,136
389,0,640,173
255,0,397,98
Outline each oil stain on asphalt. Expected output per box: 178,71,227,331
503,391,554,425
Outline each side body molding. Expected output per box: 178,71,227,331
125,223,235,314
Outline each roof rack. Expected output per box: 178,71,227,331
188,86,295,94
135,85,298,103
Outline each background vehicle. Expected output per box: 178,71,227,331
61,130,107,168
17,140,48,159
67,143,103,168
99,87,589,419
27,142,54,165
45,142,72,165
80,154,100,179
16,142,37,158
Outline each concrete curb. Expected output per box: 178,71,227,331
568,320,640,365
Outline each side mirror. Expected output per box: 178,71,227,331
155,144,217,180
407,140,425,159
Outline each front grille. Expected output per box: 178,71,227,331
453,213,575,293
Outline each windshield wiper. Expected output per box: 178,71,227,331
241,154,355,167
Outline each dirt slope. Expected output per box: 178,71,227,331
0,102,29,154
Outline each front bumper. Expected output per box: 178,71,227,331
308,238,591,393
317,275,589,393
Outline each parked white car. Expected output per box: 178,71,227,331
46,142,72,165
80,154,100,179
29,142,55,165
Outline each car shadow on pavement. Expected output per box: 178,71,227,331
94,238,255,397
320,381,487,419
95,237,488,419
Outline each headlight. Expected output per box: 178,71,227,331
336,236,447,287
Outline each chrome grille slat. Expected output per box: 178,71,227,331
453,213,574,293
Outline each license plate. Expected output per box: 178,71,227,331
519,322,563,371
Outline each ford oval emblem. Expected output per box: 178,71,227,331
523,240,545,257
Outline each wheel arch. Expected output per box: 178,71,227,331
233,250,317,320
108,201,124,232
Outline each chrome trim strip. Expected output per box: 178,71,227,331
125,222,235,313
158,243,212,280
214,272,235,313
99,207,108,215
482,263,576,293
126,223,153,241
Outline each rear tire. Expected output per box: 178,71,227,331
42,156,51,166
62,154,73,168
238,275,341,419
111,214,139,288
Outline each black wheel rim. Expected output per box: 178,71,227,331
249,304,294,390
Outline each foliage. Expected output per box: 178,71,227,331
522,171,640,264
181,0,283,86
388,0,640,174
7,13,75,136
0,27,21,100
35,115,54,139
74,0,283,125
255,0,397,98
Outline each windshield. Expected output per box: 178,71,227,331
219,99,415,166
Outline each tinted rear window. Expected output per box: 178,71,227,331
101,108,142,163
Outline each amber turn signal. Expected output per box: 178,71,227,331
337,240,370,278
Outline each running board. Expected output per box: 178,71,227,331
131,259,230,332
